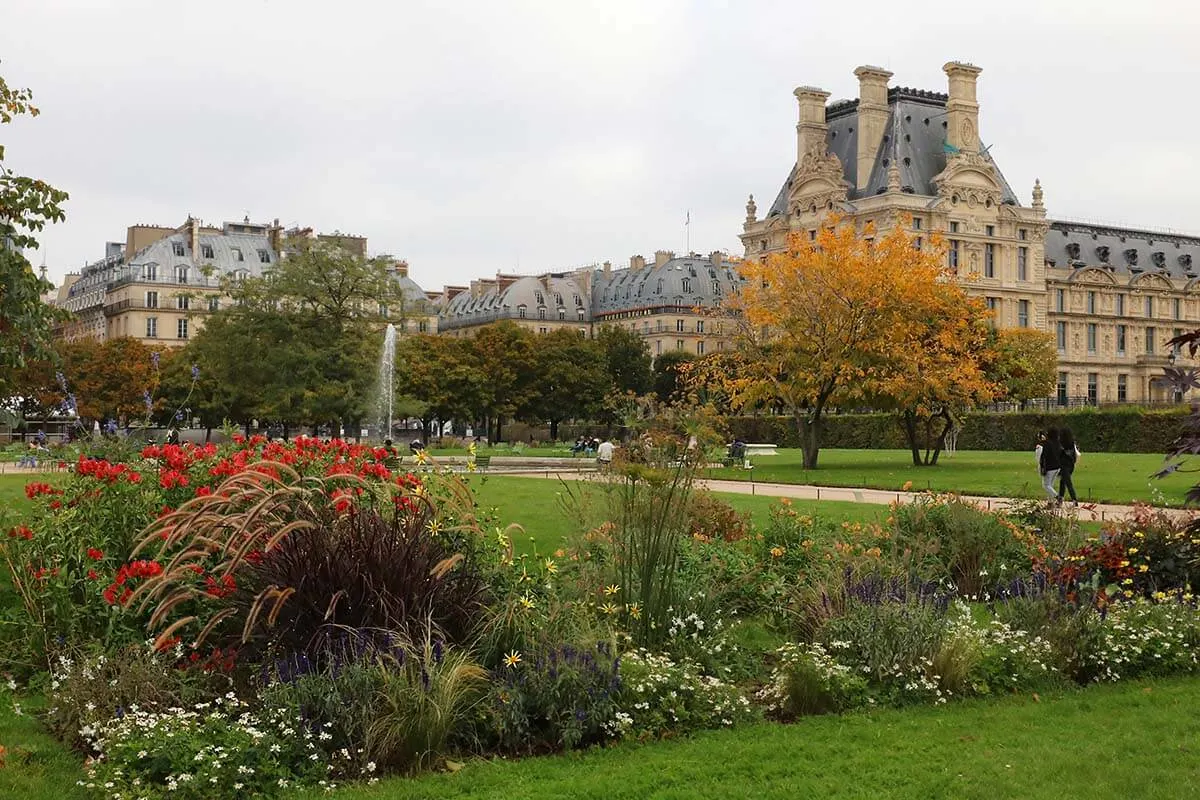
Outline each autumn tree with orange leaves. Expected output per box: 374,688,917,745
718,217,992,469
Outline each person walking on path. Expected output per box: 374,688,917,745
596,439,615,466
1057,428,1081,506
1038,428,1064,500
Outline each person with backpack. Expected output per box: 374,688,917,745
1038,427,1063,501
1057,428,1081,506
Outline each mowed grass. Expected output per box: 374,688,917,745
311,677,1200,800
705,448,1191,506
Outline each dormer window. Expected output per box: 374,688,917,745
558,308,566,320
175,265,189,284
231,247,244,262
172,242,186,257
144,264,158,281
656,279,663,295
535,291,544,305
200,243,214,259
554,293,563,306
257,249,271,264
518,304,527,318
712,280,721,296
681,277,692,293
574,293,582,307
538,308,546,320
577,307,585,319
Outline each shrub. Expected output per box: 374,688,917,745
935,603,1061,696
990,589,1109,683
685,492,751,543
888,495,1034,596
609,650,756,739
482,641,621,755
45,643,228,751
80,696,345,799
1082,600,1200,682
133,466,489,663
758,642,869,718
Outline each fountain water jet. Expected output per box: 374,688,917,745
376,323,397,440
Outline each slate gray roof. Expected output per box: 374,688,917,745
439,274,591,329
1044,221,1200,280
768,88,1019,216
592,256,742,315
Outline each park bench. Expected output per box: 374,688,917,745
743,443,778,458
474,455,492,470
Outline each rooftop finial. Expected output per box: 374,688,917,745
745,193,757,224
1032,178,1044,210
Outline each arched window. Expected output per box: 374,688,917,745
175,265,189,284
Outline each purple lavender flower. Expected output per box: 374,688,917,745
55,371,68,393
151,351,160,369
143,390,153,415
191,364,200,380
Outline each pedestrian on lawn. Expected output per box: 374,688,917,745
1038,427,1063,501
1057,427,1081,506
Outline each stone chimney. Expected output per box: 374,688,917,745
602,260,611,274
630,254,646,270
394,259,409,278
268,217,283,253
654,250,674,268
793,86,831,167
943,62,983,155
186,216,200,256
854,66,893,191
709,251,724,267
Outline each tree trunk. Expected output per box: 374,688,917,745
549,419,559,441
901,411,922,466
204,426,212,444
496,415,504,444
796,410,823,469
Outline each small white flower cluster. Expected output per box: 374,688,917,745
941,602,1054,691
757,641,858,713
77,695,350,799
662,603,739,677
611,649,753,738
1085,600,1200,682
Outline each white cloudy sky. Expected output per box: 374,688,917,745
4,0,1198,290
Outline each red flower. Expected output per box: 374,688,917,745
24,482,59,499
160,470,189,490
86,569,99,581
203,573,237,598
7,526,33,541
195,486,212,497
87,547,104,561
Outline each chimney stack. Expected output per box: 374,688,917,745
943,62,982,155
630,254,646,270
654,250,674,267
793,86,831,167
854,66,893,190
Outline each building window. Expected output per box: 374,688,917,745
418,320,428,333
200,243,214,259
574,294,582,307
172,242,185,257
696,320,704,333
760,239,767,251
949,240,959,270
809,229,817,241
1018,300,1029,328
539,327,548,334
1145,295,1154,318
985,224,995,237
1087,373,1098,405
1118,374,1127,403
538,308,546,320
146,317,157,338
1087,323,1097,354
258,249,271,264
534,291,544,305
1087,291,1096,314
656,340,662,355
577,307,585,319
1018,228,1028,241
1174,297,1182,320
208,296,219,312
177,319,189,339
1174,328,1184,356
676,339,684,350
1117,324,1126,355
676,319,685,332
145,264,158,281
558,308,566,320
681,277,691,293
230,247,243,262
697,340,705,355
1057,372,1068,405
1018,247,1028,281
175,265,188,284
554,293,563,306
1056,321,1066,352
1116,293,1125,316
1146,327,1157,355
950,221,959,233
518,305,526,319
145,291,158,309
985,296,998,314
712,280,721,295
176,295,189,310
912,217,922,230
984,243,995,277
914,237,923,250
1056,289,1065,313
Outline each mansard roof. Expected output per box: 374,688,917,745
1045,221,1200,280
767,88,1019,216
592,255,742,315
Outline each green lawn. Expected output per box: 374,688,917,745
705,448,1191,506
307,677,1200,800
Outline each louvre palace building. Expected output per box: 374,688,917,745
739,61,1200,406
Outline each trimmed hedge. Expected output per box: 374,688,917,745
725,407,1189,454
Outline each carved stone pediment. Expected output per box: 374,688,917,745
1131,273,1174,291
1069,267,1118,285
788,141,850,209
932,152,1002,208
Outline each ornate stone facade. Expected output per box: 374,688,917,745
740,62,1197,405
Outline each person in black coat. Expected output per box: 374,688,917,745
1057,427,1080,506
1038,427,1063,500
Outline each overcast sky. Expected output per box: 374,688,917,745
4,0,1198,290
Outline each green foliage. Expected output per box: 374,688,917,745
480,641,620,754
521,329,609,436
759,642,869,718
651,350,696,403
888,495,1033,596
0,70,69,394
596,324,652,397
